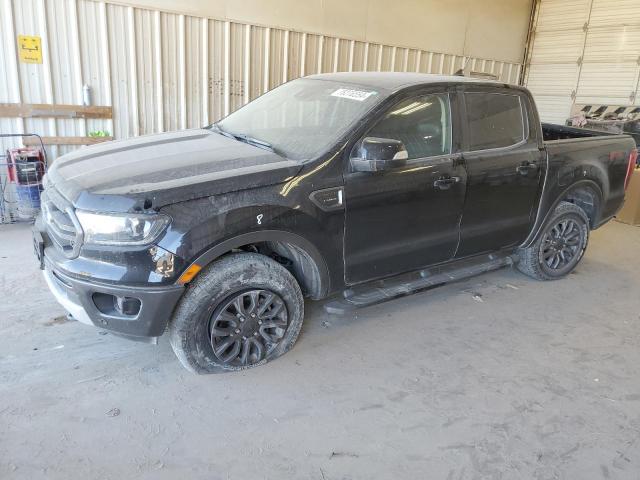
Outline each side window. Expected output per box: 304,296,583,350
464,93,525,151
367,94,452,159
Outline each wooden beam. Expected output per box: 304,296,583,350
22,136,113,146
0,103,112,119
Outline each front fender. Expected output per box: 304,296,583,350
154,187,343,297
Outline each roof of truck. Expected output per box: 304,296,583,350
306,72,506,91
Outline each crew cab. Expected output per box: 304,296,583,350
34,73,638,373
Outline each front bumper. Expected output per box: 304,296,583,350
34,219,186,340
42,261,185,338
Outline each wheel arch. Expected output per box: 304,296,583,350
523,179,603,248
559,181,603,228
186,230,331,300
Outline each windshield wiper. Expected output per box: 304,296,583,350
232,134,275,152
210,123,275,153
209,123,236,140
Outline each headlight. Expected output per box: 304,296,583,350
76,210,170,246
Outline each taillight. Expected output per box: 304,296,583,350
625,148,638,191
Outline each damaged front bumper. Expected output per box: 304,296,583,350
42,263,184,340
34,218,186,341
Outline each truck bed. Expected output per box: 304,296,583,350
542,122,616,142
537,123,636,234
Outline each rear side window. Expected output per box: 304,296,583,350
366,93,452,159
464,93,525,151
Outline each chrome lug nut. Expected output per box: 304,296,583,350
235,329,240,334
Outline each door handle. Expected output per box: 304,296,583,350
516,162,538,175
433,176,460,190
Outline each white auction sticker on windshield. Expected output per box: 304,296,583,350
331,88,376,101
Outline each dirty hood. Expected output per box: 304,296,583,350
46,129,302,212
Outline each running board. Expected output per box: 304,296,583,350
324,251,519,315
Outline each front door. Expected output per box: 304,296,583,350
344,90,467,284
455,88,544,257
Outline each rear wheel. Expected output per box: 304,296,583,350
517,201,589,280
169,253,304,374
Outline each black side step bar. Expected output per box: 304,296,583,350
324,251,519,315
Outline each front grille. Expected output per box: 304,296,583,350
41,188,83,258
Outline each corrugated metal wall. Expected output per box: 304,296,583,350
1,0,524,161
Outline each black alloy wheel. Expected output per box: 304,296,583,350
540,218,584,270
517,201,590,280
209,289,289,367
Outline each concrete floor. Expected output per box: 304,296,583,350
1,221,640,480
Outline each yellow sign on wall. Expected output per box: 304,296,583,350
18,35,42,64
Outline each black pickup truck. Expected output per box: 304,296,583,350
34,73,637,373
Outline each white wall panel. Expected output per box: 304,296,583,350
47,0,84,157
532,95,574,124
106,4,135,138
527,64,578,97
0,0,23,155
13,0,56,158
534,0,591,31
589,0,640,26
526,0,640,122
1,0,523,161
185,15,205,128
268,28,285,90
159,12,183,132
583,26,640,62
77,0,112,137
524,0,589,124
99,0,533,64
529,31,584,64
244,25,260,101
577,63,638,104
207,19,225,123
134,8,161,134
303,34,320,76
228,22,248,114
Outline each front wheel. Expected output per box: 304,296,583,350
168,253,304,374
517,201,590,280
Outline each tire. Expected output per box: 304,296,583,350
517,201,590,280
168,253,304,374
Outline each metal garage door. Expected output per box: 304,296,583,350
525,0,640,123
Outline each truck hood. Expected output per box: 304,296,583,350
46,129,302,212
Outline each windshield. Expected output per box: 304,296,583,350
215,78,385,160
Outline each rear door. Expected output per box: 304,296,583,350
455,87,544,257
344,88,467,284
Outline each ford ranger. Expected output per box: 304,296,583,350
33,73,638,373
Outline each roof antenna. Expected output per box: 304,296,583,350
454,56,470,76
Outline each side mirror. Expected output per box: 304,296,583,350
350,137,408,172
